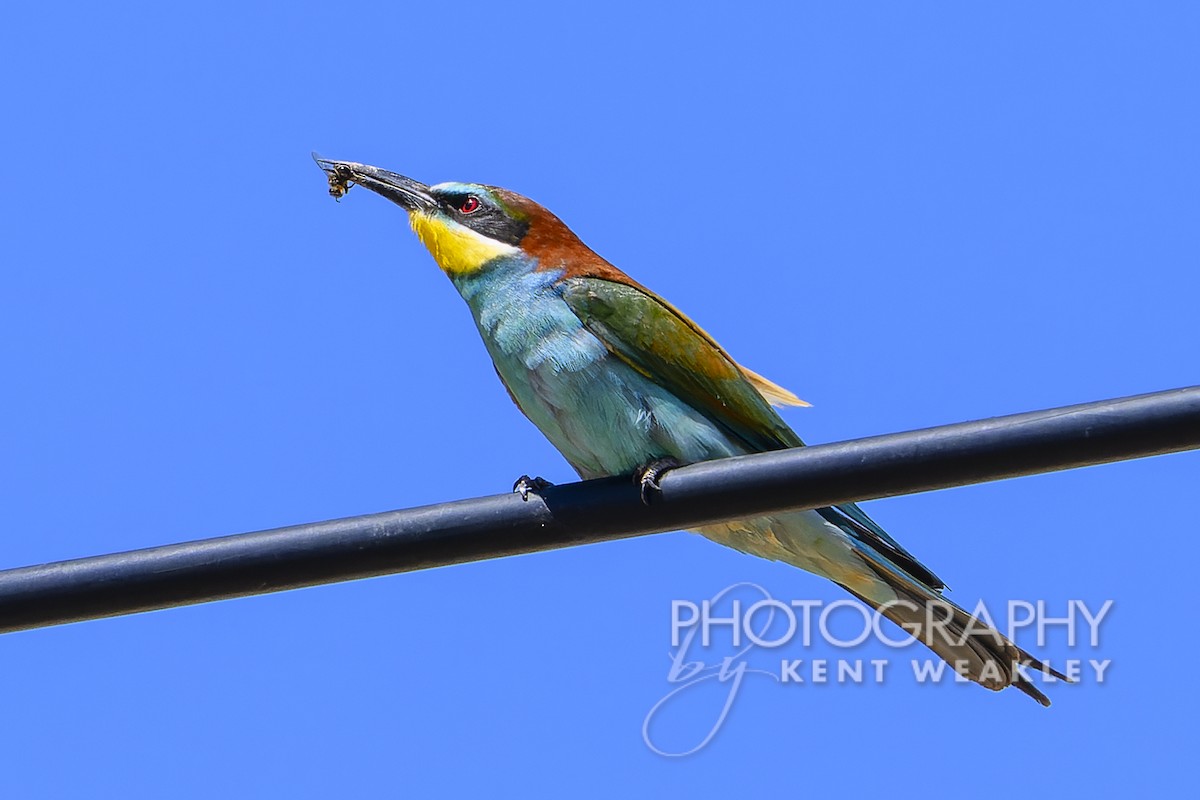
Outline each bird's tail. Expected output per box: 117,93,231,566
847,544,1070,706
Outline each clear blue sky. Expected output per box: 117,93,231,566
2,1,1197,795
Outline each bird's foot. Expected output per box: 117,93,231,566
634,458,680,506
513,475,554,501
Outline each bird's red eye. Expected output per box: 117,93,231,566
460,196,480,214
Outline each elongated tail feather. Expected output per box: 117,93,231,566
848,545,1071,706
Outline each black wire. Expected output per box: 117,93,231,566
1,386,1197,635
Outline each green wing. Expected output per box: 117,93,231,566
559,275,945,590
559,276,801,453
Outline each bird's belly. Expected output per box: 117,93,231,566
492,343,884,593
485,333,742,480
466,281,886,596
459,265,742,477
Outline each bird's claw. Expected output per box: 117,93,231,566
634,458,680,505
513,475,553,501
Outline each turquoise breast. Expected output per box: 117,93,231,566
450,258,742,478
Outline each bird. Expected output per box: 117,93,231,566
314,155,1067,705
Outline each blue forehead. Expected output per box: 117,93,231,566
429,182,520,219
431,182,494,200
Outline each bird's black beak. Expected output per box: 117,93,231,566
312,154,437,212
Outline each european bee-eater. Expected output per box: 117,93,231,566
315,156,1066,705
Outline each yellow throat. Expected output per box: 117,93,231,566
409,212,518,276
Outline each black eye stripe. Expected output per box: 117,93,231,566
439,192,475,212
434,190,530,246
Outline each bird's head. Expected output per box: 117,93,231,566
313,156,810,409
314,156,596,278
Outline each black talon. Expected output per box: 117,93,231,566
634,458,680,505
513,475,553,501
